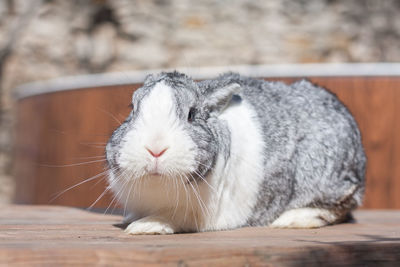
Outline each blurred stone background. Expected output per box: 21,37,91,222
0,0,399,203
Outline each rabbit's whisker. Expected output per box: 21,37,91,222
98,108,123,126
49,169,109,203
40,159,107,168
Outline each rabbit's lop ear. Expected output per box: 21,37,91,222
204,83,241,113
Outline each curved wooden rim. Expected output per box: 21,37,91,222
14,63,400,100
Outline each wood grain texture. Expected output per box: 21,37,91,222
1,205,400,266
14,77,400,208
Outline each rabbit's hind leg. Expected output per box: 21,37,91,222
269,208,343,229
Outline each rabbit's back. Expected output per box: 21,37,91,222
232,77,366,226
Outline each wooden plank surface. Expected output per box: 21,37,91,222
1,205,400,266
14,77,400,208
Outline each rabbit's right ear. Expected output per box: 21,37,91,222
143,74,155,84
204,83,241,113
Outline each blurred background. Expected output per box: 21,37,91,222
1,0,400,204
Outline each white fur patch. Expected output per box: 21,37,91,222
270,208,338,228
203,99,265,230
125,216,175,235
117,81,197,177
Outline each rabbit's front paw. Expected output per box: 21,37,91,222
125,216,175,235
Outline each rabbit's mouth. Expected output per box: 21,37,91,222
145,167,165,177
144,158,164,176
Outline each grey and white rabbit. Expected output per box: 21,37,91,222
106,71,366,235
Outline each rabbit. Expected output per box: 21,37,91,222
105,71,366,235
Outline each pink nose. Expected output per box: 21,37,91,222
146,147,168,158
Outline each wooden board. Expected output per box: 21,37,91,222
1,205,400,266
14,77,400,208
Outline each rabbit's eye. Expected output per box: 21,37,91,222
128,103,134,109
188,107,196,122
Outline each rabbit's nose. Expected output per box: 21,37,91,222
146,147,168,158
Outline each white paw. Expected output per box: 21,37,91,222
125,217,175,235
270,208,338,229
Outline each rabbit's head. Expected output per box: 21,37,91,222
106,72,240,184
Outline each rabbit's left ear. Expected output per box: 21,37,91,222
204,83,241,113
